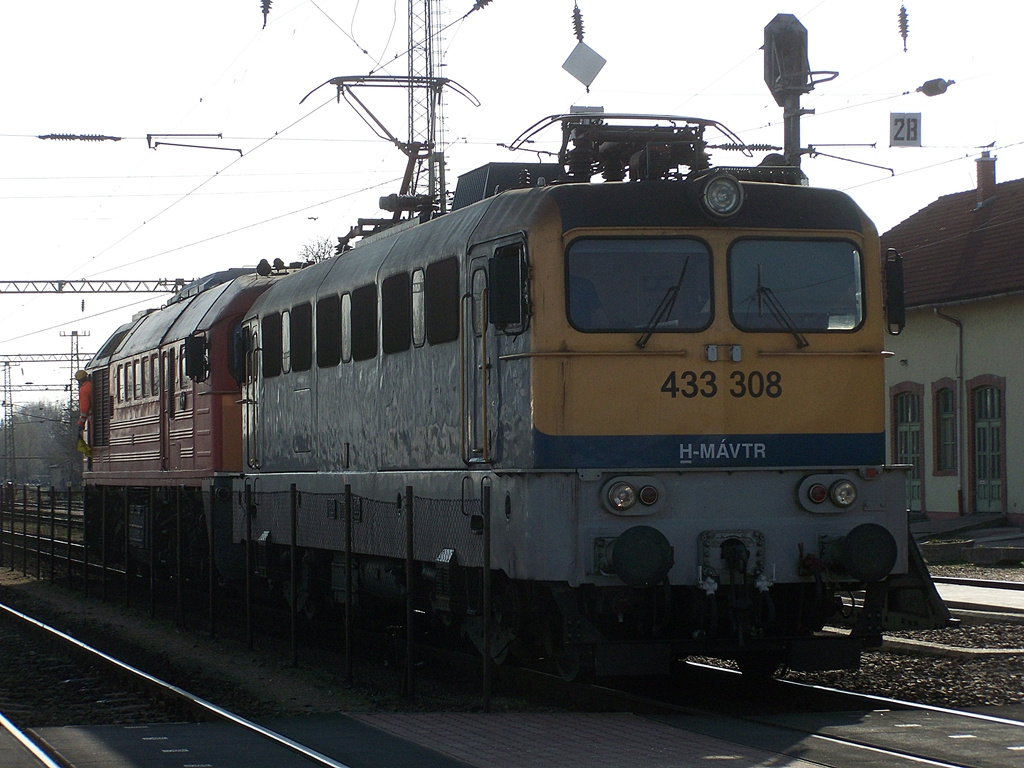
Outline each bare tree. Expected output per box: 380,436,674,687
297,237,335,264
0,400,80,487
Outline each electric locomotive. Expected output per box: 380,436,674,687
226,114,948,677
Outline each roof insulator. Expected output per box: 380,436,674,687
262,0,272,29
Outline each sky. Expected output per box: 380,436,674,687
1,0,1020,401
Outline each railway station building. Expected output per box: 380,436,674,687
883,152,1024,525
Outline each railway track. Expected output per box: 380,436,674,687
0,598,359,768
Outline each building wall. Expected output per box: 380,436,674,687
884,295,1024,524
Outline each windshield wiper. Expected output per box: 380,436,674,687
637,257,689,348
756,265,808,348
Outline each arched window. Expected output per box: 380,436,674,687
893,387,922,512
970,382,1004,513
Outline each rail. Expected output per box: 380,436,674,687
0,600,353,768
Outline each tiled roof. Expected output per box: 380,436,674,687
880,177,1024,307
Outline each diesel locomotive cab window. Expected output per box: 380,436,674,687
729,240,864,333
566,238,712,332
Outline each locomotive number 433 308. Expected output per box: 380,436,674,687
660,370,783,399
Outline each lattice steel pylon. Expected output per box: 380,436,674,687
407,0,446,212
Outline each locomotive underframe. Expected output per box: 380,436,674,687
217,466,935,676
81,464,948,678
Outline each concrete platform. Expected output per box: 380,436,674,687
32,714,828,768
33,709,1024,768
912,514,1024,565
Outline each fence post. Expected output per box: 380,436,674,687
35,486,42,579
245,484,254,652
149,488,156,619
0,483,6,570
404,485,415,703
49,486,56,583
344,484,353,685
208,484,216,639
290,483,298,668
123,487,131,609
175,487,183,630
100,485,108,601
482,481,492,711
22,485,28,576
68,488,75,591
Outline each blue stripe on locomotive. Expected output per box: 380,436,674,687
532,430,885,468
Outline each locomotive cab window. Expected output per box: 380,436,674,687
729,239,864,334
489,244,528,334
566,238,712,333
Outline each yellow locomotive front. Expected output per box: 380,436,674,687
468,115,944,676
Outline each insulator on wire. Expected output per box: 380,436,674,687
572,4,585,43
898,5,909,52
471,0,493,11
37,133,122,142
262,0,272,29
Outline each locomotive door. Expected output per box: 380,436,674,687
463,256,493,462
463,241,526,463
161,348,174,470
241,318,261,468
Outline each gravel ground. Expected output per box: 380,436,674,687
1,564,1022,719
787,563,1024,711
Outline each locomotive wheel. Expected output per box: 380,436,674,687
463,574,525,664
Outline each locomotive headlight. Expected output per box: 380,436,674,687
830,480,858,507
700,173,744,218
607,482,637,510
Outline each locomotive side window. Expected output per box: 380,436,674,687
316,294,342,368
425,256,459,344
116,364,123,402
262,312,283,378
729,239,864,334
150,354,159,396
382,272,412,354
281,310,292,374
351,283,378,361
566,238,712,333
341,293,352,363
126,361,135,401
290,302,313,372
411,269,425,348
